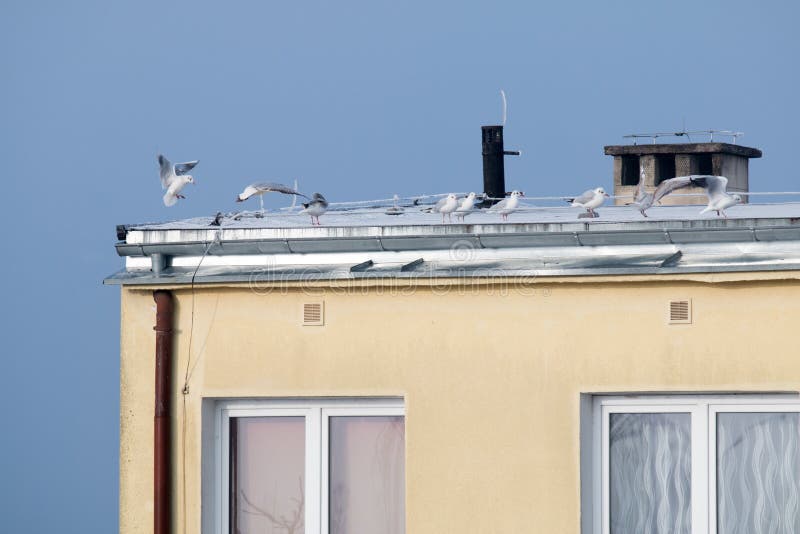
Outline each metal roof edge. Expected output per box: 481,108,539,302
116,221,800,258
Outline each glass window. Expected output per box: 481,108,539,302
216,400,405,534
594,396,800,534
329,416,405,534
609,413,691,534
717,412,800,533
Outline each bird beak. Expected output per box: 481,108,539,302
604,193,610,197
235,196,243,203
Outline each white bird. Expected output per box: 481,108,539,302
454,192,478,222
628,168,654,217
567,187,609,216
385,194,405,215
236,182,309,212
300,193,328,225
647,175,741,218
433,193,459,223
158,154,198,207
488,190,523,221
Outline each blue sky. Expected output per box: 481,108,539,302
1,1,798,531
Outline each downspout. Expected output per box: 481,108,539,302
153,290,174,534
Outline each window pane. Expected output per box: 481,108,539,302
717,412,800,534
329,416,405,534
231,417,305,534
609,413,691,534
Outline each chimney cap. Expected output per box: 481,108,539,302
604,142,761,158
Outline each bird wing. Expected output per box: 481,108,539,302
633,172,648,203
652,176,694,204
174,160,199,176
158,154,175,189
571,189,595,205
489,197,509,211
690,175,729,201
252,182,310,199
433,197,448,212
310,193,328,208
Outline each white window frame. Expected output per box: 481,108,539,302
592,394,800,534
211,398,405,534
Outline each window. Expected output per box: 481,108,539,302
590,395,800,534
655,155,676,184
697,154,713,175
213,398,405,534
620,156,640,186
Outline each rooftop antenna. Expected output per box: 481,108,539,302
500,89,508,126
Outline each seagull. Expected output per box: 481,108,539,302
300,193,328,225
647,175,741,218
158,154,198,207
628,168,654,217
566,187,609,216
488,190,523,221
236,182,309,213
454,192,478,222
433,193,459,223
385,194,405,215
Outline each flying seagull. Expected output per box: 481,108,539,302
300,193,328,225
567,187,609,217
454,192,478,222
236,182,309,212
646,175,741,218
433,193,459,223
158,154,198,207
488,190,523,221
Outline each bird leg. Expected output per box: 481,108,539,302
259,195,265,214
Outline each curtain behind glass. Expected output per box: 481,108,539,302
609,413,691,534
717,412,800,534
231,417,305,534
329,416,405,534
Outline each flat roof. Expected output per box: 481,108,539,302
106,203,800,285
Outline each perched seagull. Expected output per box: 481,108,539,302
385,194,405,215
488,190,523,221
158,154,198,207
648,175,741,218
567,187,609,216
433,193,459,223
300,193,328,225
236,182,309,212
454,192,478,222
628,168,654,217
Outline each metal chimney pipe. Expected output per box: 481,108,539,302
481,125,520,205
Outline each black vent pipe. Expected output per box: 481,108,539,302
481,125,520,205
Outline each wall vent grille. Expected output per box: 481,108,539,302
668,300,691,324
302,302,324,326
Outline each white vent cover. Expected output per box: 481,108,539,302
302,302,324,326
668,299,691,324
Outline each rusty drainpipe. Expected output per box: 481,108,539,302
153,290,174,534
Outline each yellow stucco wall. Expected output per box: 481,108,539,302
118,272,800,533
